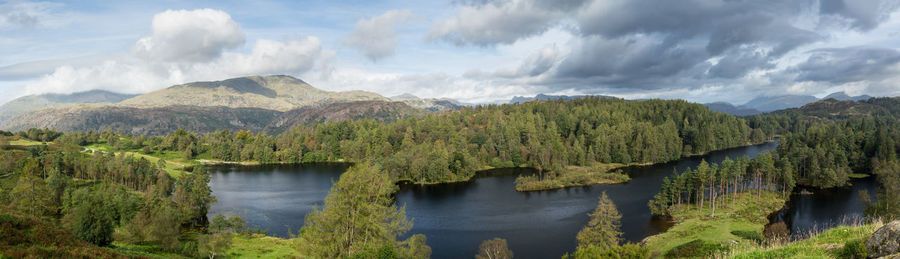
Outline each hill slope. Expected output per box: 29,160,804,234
0,90,136,124
1,101,426,135
119,75,387,111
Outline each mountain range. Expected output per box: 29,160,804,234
0,75,458,135
703,92,874,116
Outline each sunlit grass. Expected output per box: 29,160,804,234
8,139,47,146
642,191,786,257
727,220,883,258
227,234,302,258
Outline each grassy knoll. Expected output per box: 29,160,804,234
84,143,190,177
642,191,786,258
515,163,630,191
728,220,883,258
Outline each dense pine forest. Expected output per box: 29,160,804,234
58,97,764,184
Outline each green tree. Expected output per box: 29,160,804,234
175,166,216,227
475,238,514,259
10,158,54,217
70,189,115,246
299,162,422,258
198,233,232,259
576,192,623,250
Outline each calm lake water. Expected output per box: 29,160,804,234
207,140,876,258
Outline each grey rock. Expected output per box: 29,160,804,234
867,221,900,258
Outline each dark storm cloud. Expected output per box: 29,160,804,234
794,46,900,84
550,0,826,87
554,35,710,89
820,0,900,31
435,0,899,97
708,49,773,79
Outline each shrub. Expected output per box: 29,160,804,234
838,239,867,259
665,239,726,258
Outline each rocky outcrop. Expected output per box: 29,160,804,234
867,221,900,258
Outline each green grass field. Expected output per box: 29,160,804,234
7,139,47,146
642,191,787,258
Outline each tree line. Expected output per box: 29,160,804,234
648,154,795,217
63,97,768,184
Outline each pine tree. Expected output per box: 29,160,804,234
576,192,623,250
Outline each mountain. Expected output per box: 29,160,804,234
1,75,433,134
784,97,900,119
0,90,136,124
0,104,282,135
741,95,819,113
389,93,463,112
509,93,615,104
708,92,875,116
823,91,873,101
120,75,387,111
703,102,762,116
1,100,425,136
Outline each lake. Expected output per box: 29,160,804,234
207,141,877,258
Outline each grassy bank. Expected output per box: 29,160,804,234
728,220,883,258
642,191,786,258
84,143,191,177
514,163,630,191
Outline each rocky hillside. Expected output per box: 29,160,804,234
389,93,462,112
0,90,136,124
1,101,425,135
776,97,900,119
0,75,466,135
120,75,387,111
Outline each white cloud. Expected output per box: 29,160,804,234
344,9,414,61
218,38,324,75
21,8,330,97
428,0,578,46
133,9,245,62
0,1,65,29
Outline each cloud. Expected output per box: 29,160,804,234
428,0,586,46
344,9,414,61
0,1,64,29
218,38,325,75
819,0,900,31
133,9,245,63
21,9,330,96
792,46,900,84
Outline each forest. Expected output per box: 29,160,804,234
57,97,767,185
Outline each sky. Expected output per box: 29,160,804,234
1,0,900,105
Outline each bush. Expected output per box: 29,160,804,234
665,239,726,258
838,239,867,259
731,230,765,245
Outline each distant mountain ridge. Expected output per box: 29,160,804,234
0,75,463,135
0,90,137,123
704,91,875,116
509,93,616,103
389,93,462,112
119,75,388,111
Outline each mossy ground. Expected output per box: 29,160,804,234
642,191,786,258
